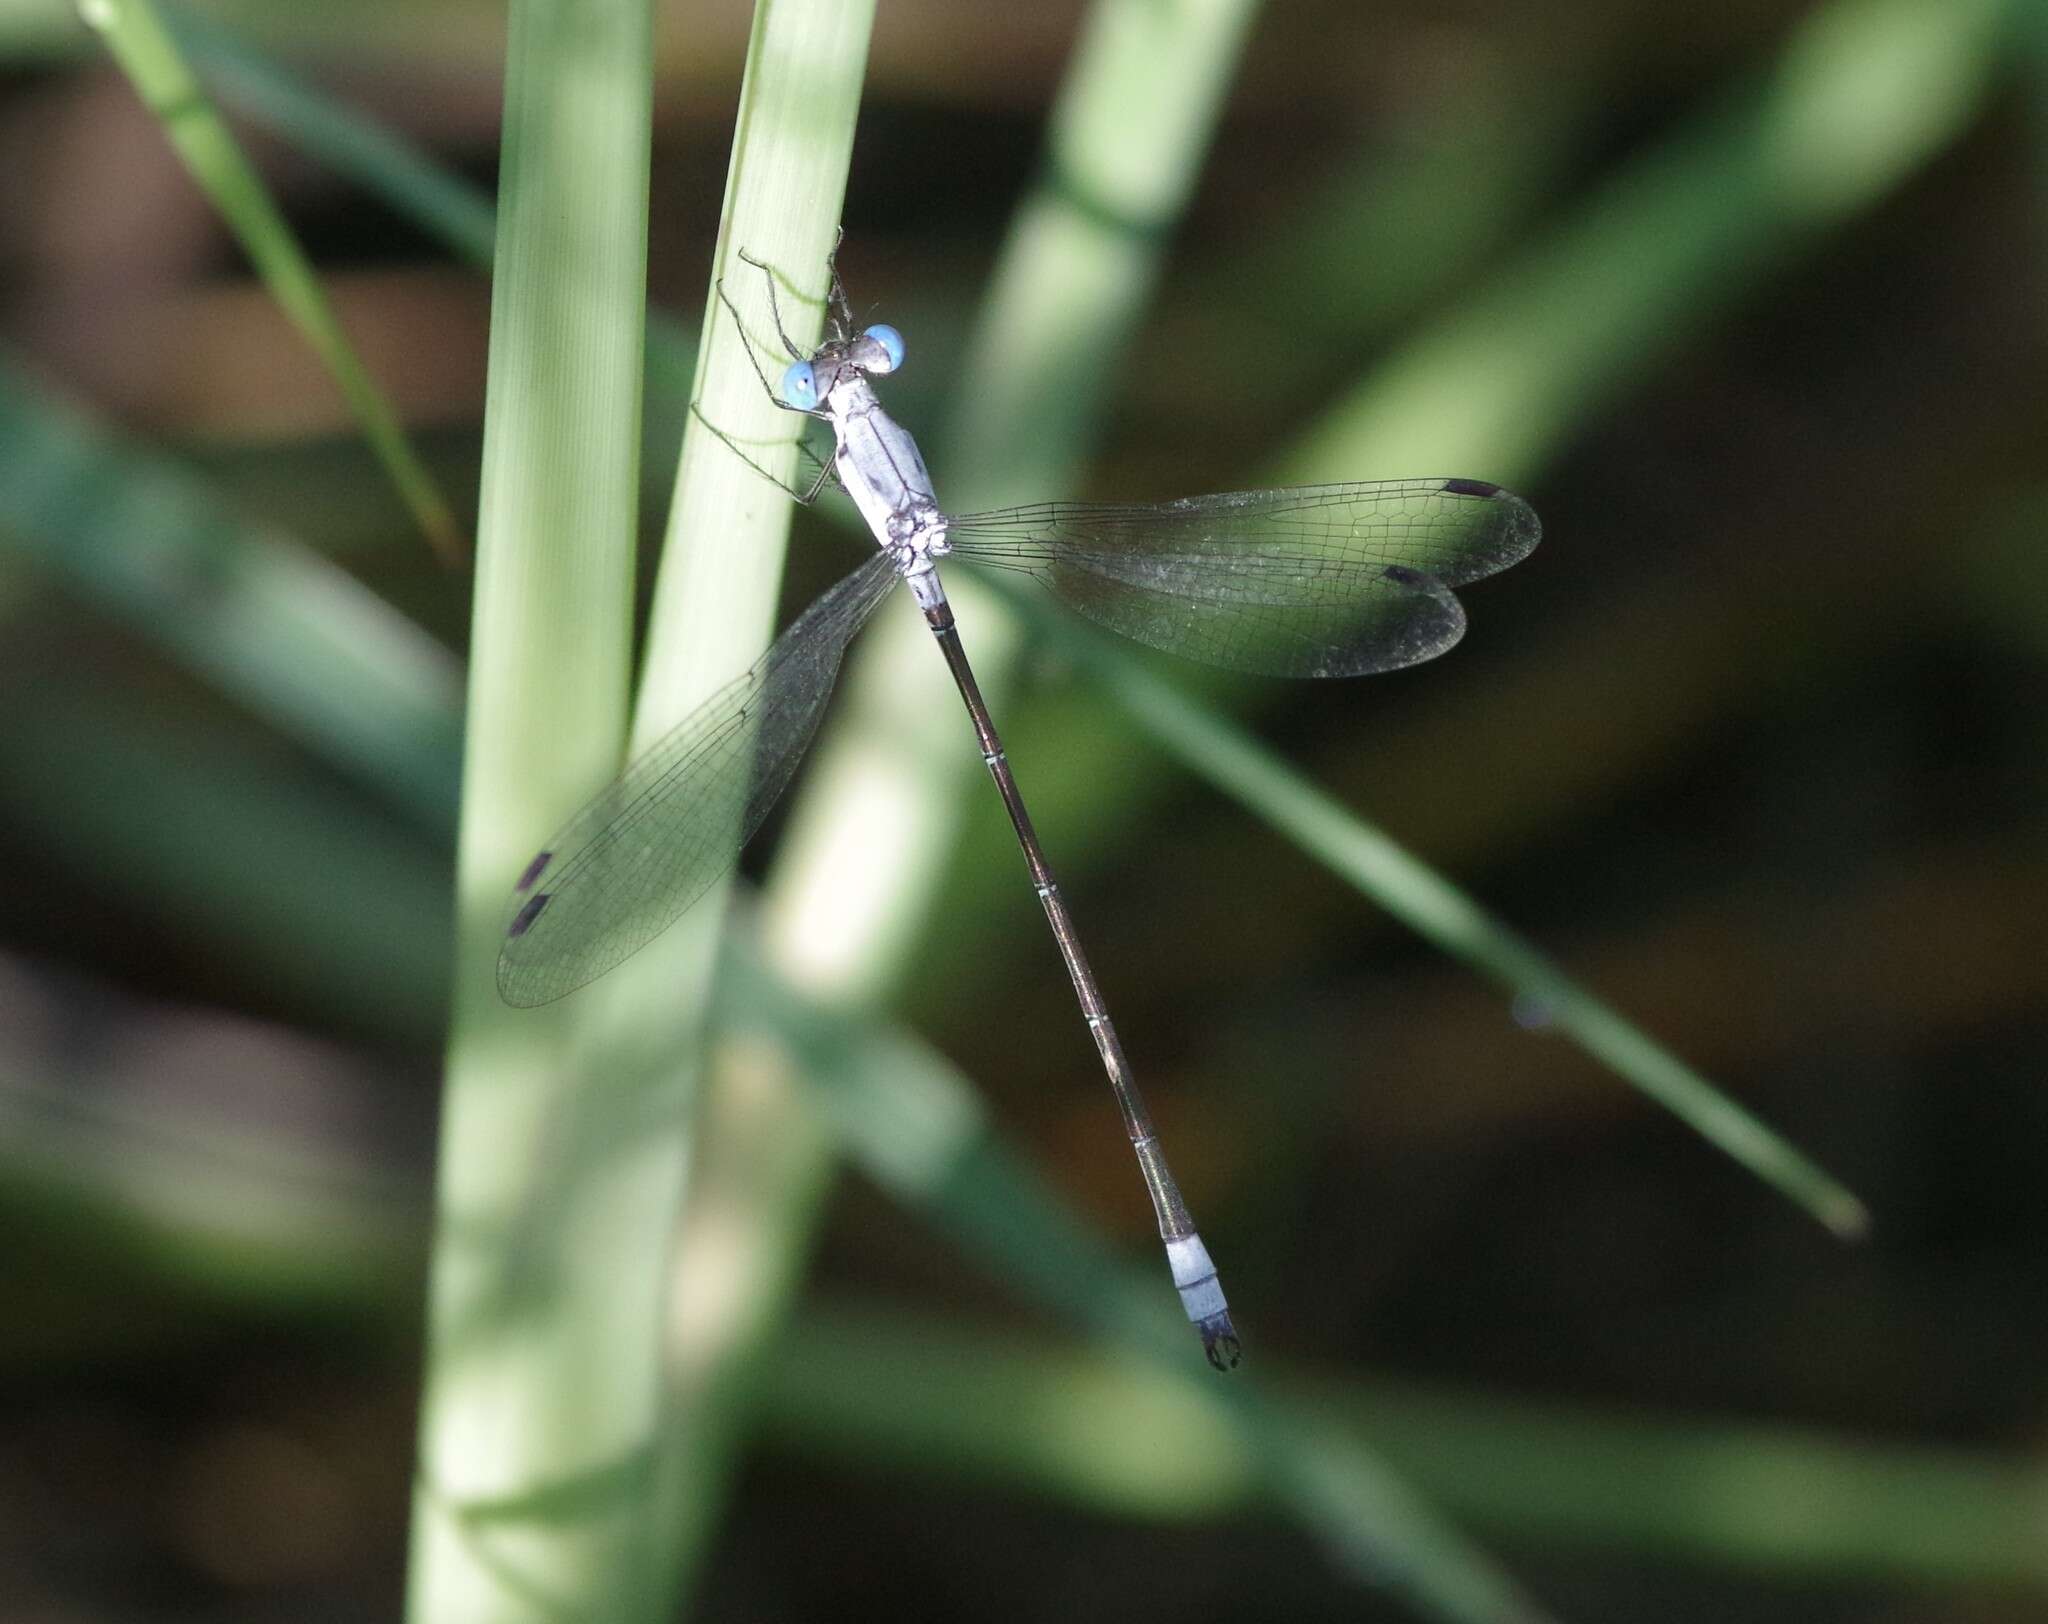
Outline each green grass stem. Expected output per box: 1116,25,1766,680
408,0,658,1616
80,0,466,565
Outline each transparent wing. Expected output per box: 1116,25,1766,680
945,479,1539,678
497,552,900,1007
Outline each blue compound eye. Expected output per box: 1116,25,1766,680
780,359,818,408
861,324,905,374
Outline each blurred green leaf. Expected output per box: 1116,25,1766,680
1283,0,2012,483
0,684,449,1035
762,1300,2048,1590
80,0,467,564
0,352,463,830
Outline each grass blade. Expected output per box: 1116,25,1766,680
995,575,1869,1235
79,0,466,565
627,0,879,1602
161,0,497,266
407,0,657,1615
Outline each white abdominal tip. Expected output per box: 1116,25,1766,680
1167,1235,1226,1319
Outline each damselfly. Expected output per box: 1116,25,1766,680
499,248,1542,1370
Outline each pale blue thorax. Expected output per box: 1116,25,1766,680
821,373,952,611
